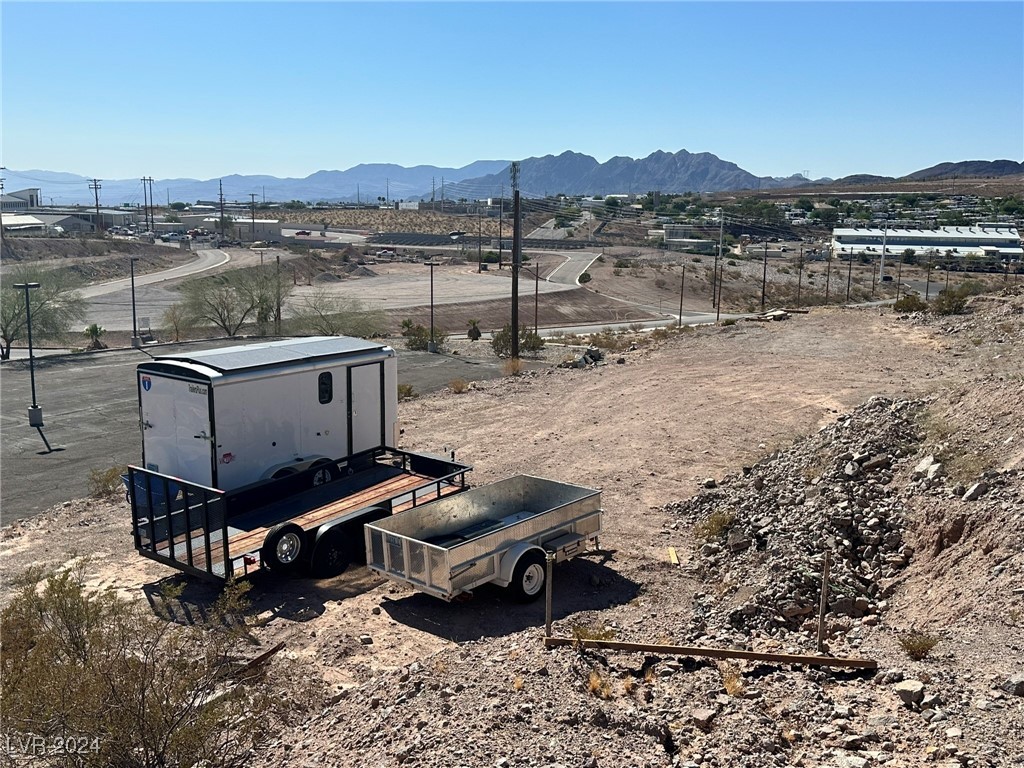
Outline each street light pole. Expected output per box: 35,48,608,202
130,256,140,347
13,282,52,451
425,261,439,353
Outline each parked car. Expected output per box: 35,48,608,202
160,232,183,242
294,230,311,236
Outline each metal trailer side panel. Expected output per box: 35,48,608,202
366,476,601,599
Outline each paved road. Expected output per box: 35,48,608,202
0,340,518,524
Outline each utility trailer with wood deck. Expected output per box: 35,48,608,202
128,448,470,581
364,475,602,602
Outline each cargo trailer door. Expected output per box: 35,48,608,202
348,362,385,455
139,372,214,487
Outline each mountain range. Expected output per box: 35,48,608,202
3,153,1020,207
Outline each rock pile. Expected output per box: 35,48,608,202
664,397,923,639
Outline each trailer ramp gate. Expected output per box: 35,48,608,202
128,467,231,580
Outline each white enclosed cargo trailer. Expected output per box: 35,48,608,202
136,337,398,491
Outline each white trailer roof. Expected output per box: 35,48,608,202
153,336,391,373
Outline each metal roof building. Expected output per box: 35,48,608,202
831,225,1022,260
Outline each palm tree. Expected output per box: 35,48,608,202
83,323,106,349
467,319,481,342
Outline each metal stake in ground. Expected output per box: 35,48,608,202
816,550,831,653
677,266,685,328
545,553,554,638
846,251,855,302
761,241,768,310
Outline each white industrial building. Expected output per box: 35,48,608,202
831,225,1022,261
1,212,95,235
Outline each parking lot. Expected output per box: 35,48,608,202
0,339,510,524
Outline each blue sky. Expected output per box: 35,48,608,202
2,1,1022,181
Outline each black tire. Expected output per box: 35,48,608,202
348,506,391,566
508,549,547,603
261,523,306,573
309,524,350,579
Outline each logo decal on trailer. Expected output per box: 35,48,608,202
141,375,152,391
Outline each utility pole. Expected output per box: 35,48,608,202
386,178,389,205
441,177,445,214
477,205,482,273
510,162,521,359
825,248,833,304
761,240,768,311
677,265,686,327
879,217,888,280
846,249,855,301
219,180,226,238
89,179,102,232
431,177,435,206
145,177,155,231
714,209,724,308
796,246,804,306
275,254,282,335
249,193,258,242
498,184,504,269
141,177,149,231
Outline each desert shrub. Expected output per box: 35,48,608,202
649,327,672,341
578,272,592,284
893,294,928,312
397,383,416,400
720,318,738,327
491,325,544,358
0,568,284,768
87,465,128,498
694,510,736,540
931,289,968,316
654,278,668,290
466,319,481,341
614,259,631,269
449,378,469,394
401,318,448,351
897,630,939,660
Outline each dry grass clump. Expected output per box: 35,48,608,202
88,465,128,498
571,622,618,642
449,378,469,394
694,510,736,541
586,669,613,699
502,358,524,376
719,663,746,697
397,383,416,400
897,630,940,660
512,675,524,691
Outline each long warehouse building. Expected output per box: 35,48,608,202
831,225,1022,261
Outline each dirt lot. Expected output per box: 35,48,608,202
3,287,1022,766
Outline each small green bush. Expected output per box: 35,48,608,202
491,325,545,357
893,294,928,313
578,272,592,284
931,289,968,316
397,383,416,400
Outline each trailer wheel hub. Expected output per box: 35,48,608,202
276,532,302,564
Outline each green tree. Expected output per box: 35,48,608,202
162,303,194,342
796,197,815,212
169,202,187,211
179,268,290,338
400,318,447,351
0,266,87,360
291,289,386,337
1,566,287,768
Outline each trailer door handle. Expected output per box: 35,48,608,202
193,430,212,441
142,419,154,430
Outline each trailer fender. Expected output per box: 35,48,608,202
309,521,350,579
495,542,546,589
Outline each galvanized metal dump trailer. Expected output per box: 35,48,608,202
364,475,602,602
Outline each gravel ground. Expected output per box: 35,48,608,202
2,287,1022,768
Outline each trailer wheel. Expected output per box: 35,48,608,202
261,523,306,572
508,549,547,603
309,524,350,579
347,506,390,566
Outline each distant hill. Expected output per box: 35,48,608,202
903,159,1024,180
3,156,1018,207
441,149,814,199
